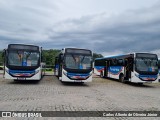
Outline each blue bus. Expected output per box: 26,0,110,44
94,53,159,84
54,48,93,83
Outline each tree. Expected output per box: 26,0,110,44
93,53,103,60
42,49,60,66
0,51,3,65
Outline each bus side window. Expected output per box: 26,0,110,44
118,59,124,66
111,59,118,66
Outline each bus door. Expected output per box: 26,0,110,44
106,60,111,78
105,60,109,77
125,57,133,80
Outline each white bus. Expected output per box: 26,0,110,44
94,53,159,84
3,44,45,81
54,48,93,83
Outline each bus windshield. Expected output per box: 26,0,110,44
8,50,40,67
65,54,92,70
135,57,158,73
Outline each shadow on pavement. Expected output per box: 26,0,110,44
60,81,89,87
99,76,156,88
8,80,41,85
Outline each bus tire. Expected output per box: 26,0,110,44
100,72,103,78
80,82,84,84
119,74,125,83
59,77,62,81
138,83,143,85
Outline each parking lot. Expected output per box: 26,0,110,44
0,73,160,119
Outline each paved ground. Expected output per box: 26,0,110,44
0,73,160,120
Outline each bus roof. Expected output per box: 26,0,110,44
8,44,39,47
7,44,40,51
63,47,92,51
95,54,133,60
62,48,92,54
95,52,158,61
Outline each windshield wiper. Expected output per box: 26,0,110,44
81,56,85,63
26,52,31,61
71,54,76,62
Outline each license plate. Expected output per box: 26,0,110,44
147,81,152,83
74,80,82,82
17,77,26,80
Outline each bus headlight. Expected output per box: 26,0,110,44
5,69,9,73
35,70,39,74
63,71,67,76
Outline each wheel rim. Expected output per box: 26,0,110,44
100,72,103,77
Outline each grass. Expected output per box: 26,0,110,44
44,68,53,72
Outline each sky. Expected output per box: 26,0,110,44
0,0,160,56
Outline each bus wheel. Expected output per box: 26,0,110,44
59,77,62,81
119,74,125,83
80,82,84,84
100,72,103,78
138,83,143,85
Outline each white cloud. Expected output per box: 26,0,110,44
0,0,160,56
151,49,160,58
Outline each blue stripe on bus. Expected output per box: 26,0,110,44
108,66,123,75
8,70,36,77
136,74,157,81
66,72,90,80
67,73,90,76
9,70,35,73
94,66,105,72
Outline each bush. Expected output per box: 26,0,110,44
45,68,53,71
